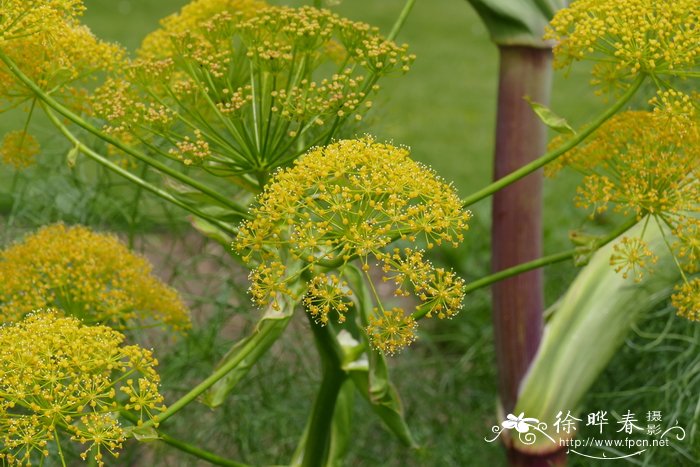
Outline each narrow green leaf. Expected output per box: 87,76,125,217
191,217,234,248
525,96,575,135
202,287,301,408
349,371,417,448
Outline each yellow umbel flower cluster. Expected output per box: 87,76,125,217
139,0,266,59
366,307,418,356
548,91,700,321
609,236,658,283
672,279,700,321
0,0,124,169
0,0,84,40
0,130,39,169
0,311,165,467
549,108,699,219
92,3,414,182
0,224,190,331
546,0,700,92
236,138,471,353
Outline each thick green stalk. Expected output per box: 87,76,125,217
462,75,645,208
0,51,250,217
301,316,347,467
512,218,681,454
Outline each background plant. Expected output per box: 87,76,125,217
0,0,696,467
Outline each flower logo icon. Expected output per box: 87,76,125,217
502,413,540,433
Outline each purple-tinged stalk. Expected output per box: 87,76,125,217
490,45,562,467
464,1,567,464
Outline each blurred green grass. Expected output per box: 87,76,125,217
1,0,697,466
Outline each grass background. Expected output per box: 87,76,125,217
0,0,698,465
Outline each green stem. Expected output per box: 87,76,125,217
120,412,248,467
388,0,417,41
464,250,574,295
54,429,67,467
158,432,249,467
461,75,645,208
127,162,149,249
139,322,281,429
0,50,250,218
475,216,638,293
43,108,239,236
410,216,639,320
301,316,347,467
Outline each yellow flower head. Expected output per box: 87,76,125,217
365,307,417,355
93,5,414,179
0,1,124,104
546,0,700,92
548,104,699,220
672,278,700,322
609,236,658,283
0,224,190,331
0,310,165,466
673,217,700,275
139,0,266,59
304,273,354,325
0,0,124,168
548,91,699,285
0,130,39,169
236,138,470,353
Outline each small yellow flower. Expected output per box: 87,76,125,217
0,310,165,466
0,224,190,331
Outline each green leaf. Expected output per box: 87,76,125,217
525,96,576,135
465,0,567,46
128,425,160,442
202,285,302,408
165,180,250,223
191,216,234,248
